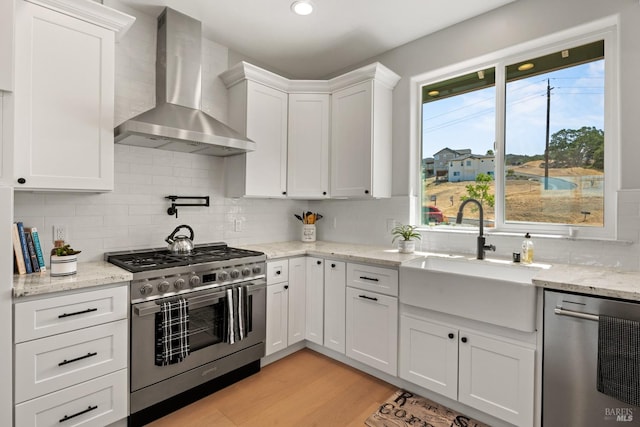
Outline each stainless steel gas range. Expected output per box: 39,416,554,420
105,243,266,426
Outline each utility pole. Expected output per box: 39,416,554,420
544,79,553,190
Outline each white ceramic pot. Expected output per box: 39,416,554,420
398,240,416,254
50,254,78,277
302,224,316,242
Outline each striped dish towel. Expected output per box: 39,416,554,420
226,285,249,344
155,298,190,366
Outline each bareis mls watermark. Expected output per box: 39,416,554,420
604,407,634,422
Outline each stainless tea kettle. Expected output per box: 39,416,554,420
165,224,195,254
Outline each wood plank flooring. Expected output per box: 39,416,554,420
147,348,396,427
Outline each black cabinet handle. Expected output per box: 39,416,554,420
317,260,322,265
275,270,281,275
284,285,289,290
58,352,98,367
58,308,98,319
358,294,378,302
282,191,287,195
59,405,98,423
331,263,336,268
461,337,468,343
322,191,327,195
359,276,379,282
364,190,370,194
448,333,454,339
17,178,26,184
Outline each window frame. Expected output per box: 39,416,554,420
413,19,619,240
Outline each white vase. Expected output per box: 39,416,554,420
50,254,78,277
398,240,416,254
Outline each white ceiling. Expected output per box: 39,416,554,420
115,0,516,79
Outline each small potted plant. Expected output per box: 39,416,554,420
50,243,81,277
391,224,422,254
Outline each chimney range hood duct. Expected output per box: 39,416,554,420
114,8,255,156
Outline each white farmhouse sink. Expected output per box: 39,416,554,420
400,256,549,332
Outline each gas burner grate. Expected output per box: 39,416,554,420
106,244,264,273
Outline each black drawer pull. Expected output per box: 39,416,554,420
359,276,379,282
358,294,378,302
58,308,98,318
59,405,98,423
59,352,98,367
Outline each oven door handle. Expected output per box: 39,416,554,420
134,291,227,317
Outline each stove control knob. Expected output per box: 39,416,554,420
241,268,251,277
230,270,240,279
252,265,262,274
157,281,170,293
218,271,229,281
174,278,186,290
140,283,153,296
189,275,201,287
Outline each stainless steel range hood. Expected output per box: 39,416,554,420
114,8,254,156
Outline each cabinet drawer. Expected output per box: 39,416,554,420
267,259,289,284
15,369,128,427
14,286,128,343
347,263,398,297
15,319,128,403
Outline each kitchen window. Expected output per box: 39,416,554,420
418,25,617,239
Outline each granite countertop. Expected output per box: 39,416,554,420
13,261,133,298
240,241,428,267
12,240,640,302
532,263,640,302
244,241,640,301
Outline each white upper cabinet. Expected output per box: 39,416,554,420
287,93,330,199
12,0,134,191
330,64,400,198
223,64,290,198
222,61,399,200
0,0,14,91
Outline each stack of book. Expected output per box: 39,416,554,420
12,222,46,274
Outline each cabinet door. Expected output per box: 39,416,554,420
226,80,288,197
399,315,458,400
458,330,535,427
324,260,346,353
0,0,12,91
331,80,373,198
14,1,115,191
15,319,127,403
346,287,398,376
287,257,306,345
287,93,330,199
15,369,127,427
305,257,324,345
265,283,289,356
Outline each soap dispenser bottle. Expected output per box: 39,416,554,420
522,233,534,264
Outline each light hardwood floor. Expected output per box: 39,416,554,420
148,348,396,427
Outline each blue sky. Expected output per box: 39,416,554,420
422,60,605,158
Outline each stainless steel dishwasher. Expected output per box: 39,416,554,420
544,290,640,426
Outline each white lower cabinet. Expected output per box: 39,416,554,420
346,286,398,376
13,285,129,426
323,260,346,353
305,257,324,345
265,257,306,356
400,314,535,427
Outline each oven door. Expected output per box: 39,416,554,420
130,280,266,392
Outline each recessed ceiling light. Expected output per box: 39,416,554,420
291,1,314,16
428,90,440,97
518,63,535,71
